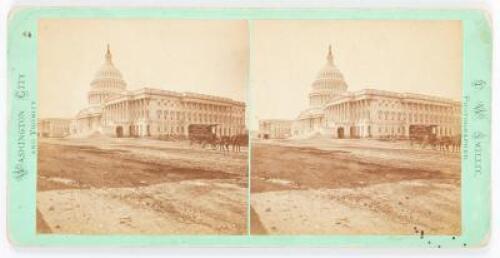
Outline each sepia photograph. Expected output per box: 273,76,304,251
35,18,464,237
36,19,249,234
250,20,462,235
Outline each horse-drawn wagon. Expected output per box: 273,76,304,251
187,124,218,148
409,124,438,147
187,124,248,153
409,124,460,152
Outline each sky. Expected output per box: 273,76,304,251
38,19,463,129
250,20,463,129
38,19,248,118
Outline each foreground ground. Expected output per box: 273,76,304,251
250,136,461,235
38,135,461,235
37,137,247,234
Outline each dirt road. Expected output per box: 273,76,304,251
250,138,460,235
37,137,247,234
37,136,461,235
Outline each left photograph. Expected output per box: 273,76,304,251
36,19,249,235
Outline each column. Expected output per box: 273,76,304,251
142,99,146,120
126,101,129,122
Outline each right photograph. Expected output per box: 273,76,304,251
250,20,463,235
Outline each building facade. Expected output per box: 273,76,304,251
288,45,461,139
38,118,71,138
258,119,293,139
68,45,246,138
100,89,245,138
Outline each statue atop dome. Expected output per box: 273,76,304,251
105,44,112,64
327,45,333,65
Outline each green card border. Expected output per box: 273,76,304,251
7,7,492,247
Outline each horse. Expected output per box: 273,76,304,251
415,134,439,150
450,134,461,153
217,136,231,154
411,134,461,153
436,136,452,152
435,135,461,153
230,134,248,152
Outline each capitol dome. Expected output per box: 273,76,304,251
309,45,348,108
88,44,127,105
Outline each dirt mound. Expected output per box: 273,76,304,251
289,131,324,140
66,130,110,139
87,131,109,139
306,132,325,140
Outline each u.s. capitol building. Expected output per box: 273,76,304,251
40,45,246,138
259,46,461,139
